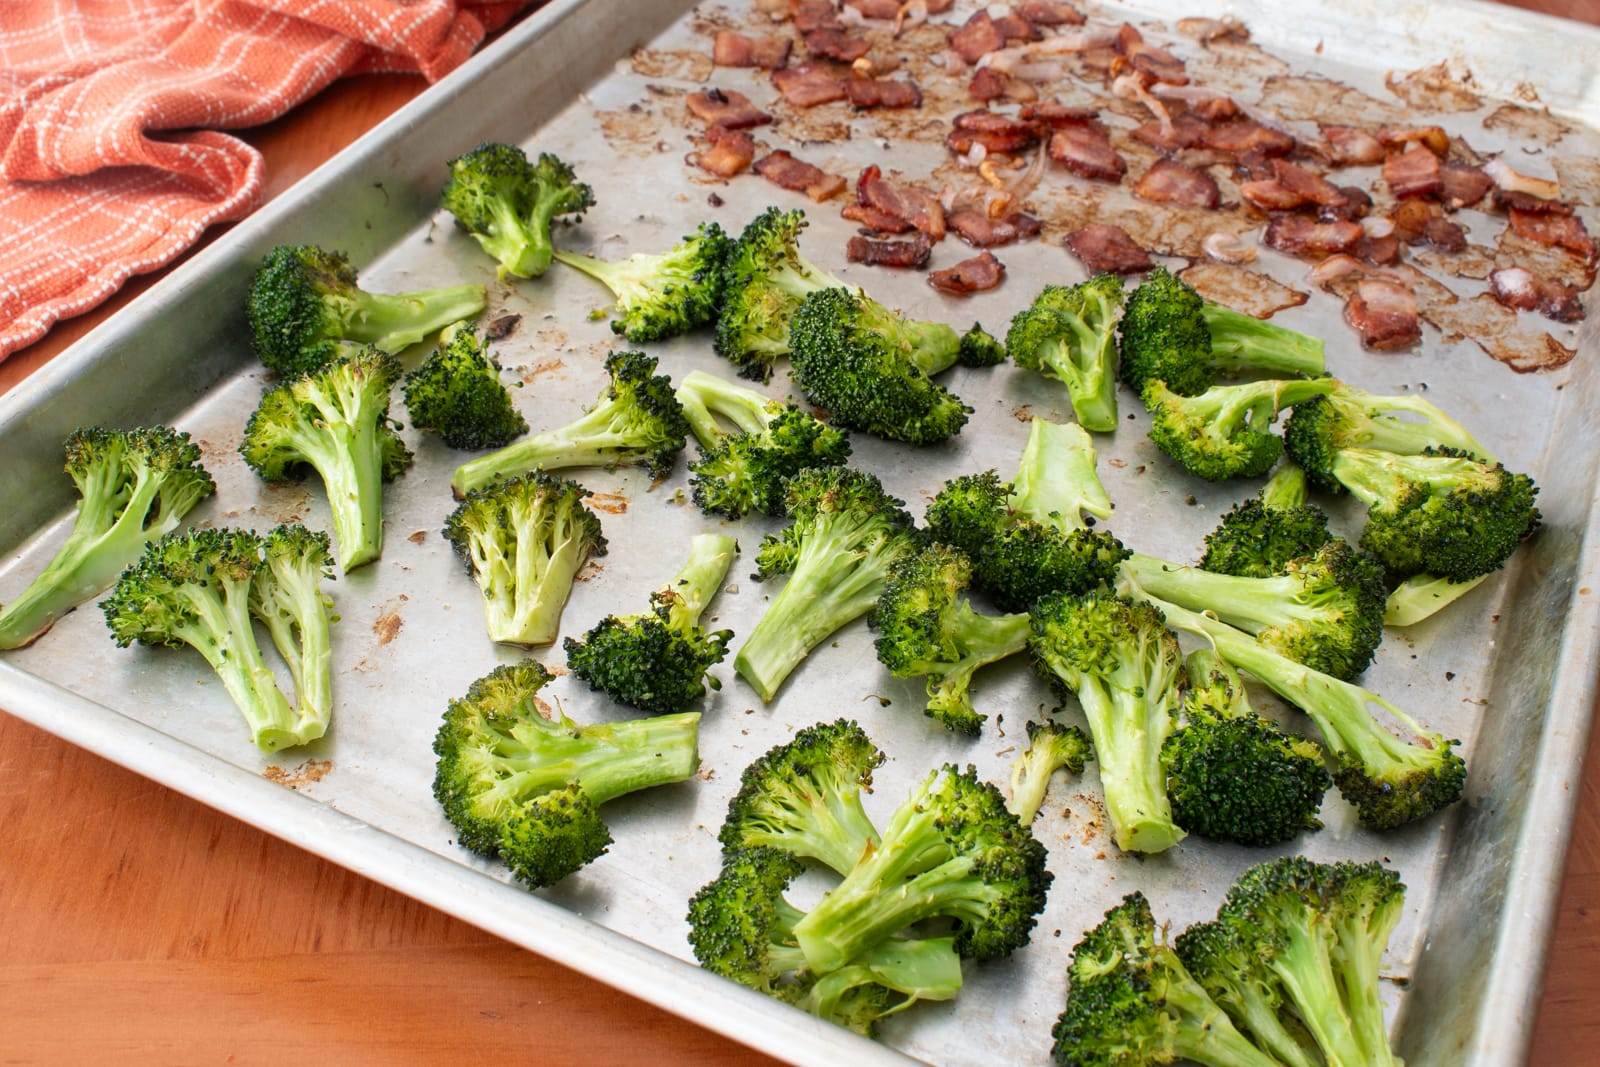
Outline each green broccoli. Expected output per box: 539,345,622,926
1007,720,1093,824
1174,920,1320,1067
1284,383,1492,493
552,223,730,341
735,468,921,702
249,524,337,734
240,346,412,572
441,143,594,280
0,427,214,650
1200,465,1332,579
246,244,486,377
1005,274,1125,432
564,533,737,713
443,472,607,647
403,324,528,450
1144,378,1335,483
450,350,688,497
959,323,1007,367
1119,266,1325,396
1384,572,1491,627
713,207,844,380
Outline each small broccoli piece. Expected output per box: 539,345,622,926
735,468,921,702
0,427,215,650
403,324,528,450
1123,540,1387,680
871,544,1031,735
1384,572,1492,627
794,935,965,1036
675,370,850,518
792,763,1052,973
431,660,700,886
450,350,689,496
240,347,412,572
1007,720,1093,824
1006,274,1125,432
564,533,737,713
1119,266,1326,396
714,207,844,380
553,223,730,341
926,419,1129,612
443,472,606,646
1052,892,1281,1067
249,524,336,735
960,323,1007,367
1029,591,1186,853
1283,383,1493,492
441,143,594,280
103,529,313,752
1175,920,1321,1067
1200,465,1332,579
1144,377,1335,482
246,244,486,377
1162,650,1329,846
718,719,883,875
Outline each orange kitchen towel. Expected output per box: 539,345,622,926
0,0,530,360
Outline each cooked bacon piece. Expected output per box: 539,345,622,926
1319,125,1385,167
772,63,848,107
1178,16,1248,42
1134,159,1219,208
1509,209,1597,262
947,109,1040,154
1065,224,1152,274
1489,267,1585,323
1017,1,1085,26
793,0,843,32
713,31,792,69
1387,198,1436,245
1115,22,1187,83
950,11,1006,63
1020,101,1099,127
1202,120,1294,157
1494,188,1573,215
1323,185,1372,221
805,28,871,62
1264,216,1362,257
686,88,772,130
695,127,756,178
858,165,945,240
969,66,1010,101
929,251,1006,294
1240,179,1305,212
1353,233,1400,266
1439,163,1493,209
1384,144,1442,200
842,202,914,233
1049,123,1125,182
1182,92,1238,122
1345,280,1420,350
1421,216,1467,253
1377,125,1449,156
1273,159,1343,206
845,0,900,17
993,13,1040,41
847,232,933,269
1131,112,1207,152
948,209,1042,247
1234,149,1276,181
847,77,922,109
755,150,846,202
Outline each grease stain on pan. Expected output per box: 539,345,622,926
1180,261,1309,318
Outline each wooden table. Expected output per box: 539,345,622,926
2,4,1597,1062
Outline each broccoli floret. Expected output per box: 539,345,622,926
441,143,594,280
871,544,1031,735
1162,650,1329,846
1200,465,1332,579
1052,892,1281,1067
102,529,314,752
1283,383,1493,492
0,427,214,650
1124,540,1387,680
246,244,486,376
793,935,964,1036
1006,274,1125,432
1174,920,1321,1067
1029,591,1186,853
1384,572,1491,627
564,533,737,713
240,347,412,572
1144,378,1335,483
792,763,1051,972
789,286,975,444
553,223,730,341
718,719,884,875
926,419,1129,612
450,350,688,496
735,468,920,702
431,660,699,886
1119,266,1325,396
675,370,850,518
960,323,1007,367
713,207,844,380
403,324,528,450
443,472,606,646
249,524,336,734
1007,720,1093,824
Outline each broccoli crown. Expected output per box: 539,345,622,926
1008,720,1094,824
1007,274,1125,432
1144,378,1334,483
442,143,593,279
1200,470,1332,580
714,207,842,381
687,846,811,993
403,326,528,450
555,222,730,342
1164,708,1330,848
959,323,1008,367
497,783,614,889
1283,386,1491,493
1174,920,1321,1067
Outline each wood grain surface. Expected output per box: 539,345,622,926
2,3,1598,1064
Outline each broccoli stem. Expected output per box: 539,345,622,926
342,284,486,354
660,533,738,630
254,569,333,736
1384,572,1490,627
1260,464,1309,510
299,410,386,573
494,712,701,806
552,248,663,309
1330,904,1404,1067
1043,323,1117,433
928,605,1031,710
1008,418,1112,531
452,400,640,495
1260,921,1370,1067
1329,448,1494,511
676,371,772,447
175,579,303,752
1342,393,1491,461
1122,553,1321,636
1162,970,1288,1067
478,499,590,646
1200,304,1325,379
479,198,543,280
1076,674,1185,853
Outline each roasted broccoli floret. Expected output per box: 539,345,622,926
403,324,528,450
675,370,850,518
246,244,485,376
1029,591,1186,853
1052,892,1281,1067
1007,720,1093,824
441,143,594,280
450,350,688,496
960,323,1007,367
1144,378,1335,482
718,719,884,875
1200,465,1332,580
564,533,737,713
926,419,1128,612
1162,650,1329,846
735,468,920,702
1384,572,1491,627
240,346,412,572
871,544,1030,735
1006,274,1125,432
0,427,214,650
1283,383,1492,493
1119,266,1325,396
792,764,1051,972
249,524,336,734
431,660,700,887
1174,920,1320,1067
792,935,964,1036
553,223,730,341
713,207,844,380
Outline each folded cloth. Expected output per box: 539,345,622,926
0,0,529,360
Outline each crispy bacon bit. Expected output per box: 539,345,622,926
713,31,792,69
1388,199,1438,245
1049,123,1125,182
1493,188,1572,215
1440,164,1493,209
948,209,1042,247
842,202,914,233
1240,179,1305,213
1264,216,1362,258
846,232,933,268
993,13,1040,41
695,127,755,178
1483,159,1562,201
929,251,1006,294
793,0,843,32
1489,267,1584,323
1346,280,1420,350
845,0,901,17
1421,216,1467,253
686,88,772,130
1319,125,1385,167
1134,159,1219,208
1273,160,1344,206
858,165,945,239
755,150,847,202
805,28,871,62
1178,16,1248,42
1384,144,1443,200
1149,84,1239,122
847,77,922,109
1131,112,1207,152
1234,150,1276,181
1377,125,1449,156
1353,233,1401,266
1321,186,1372,221
969,66,1010,101
1114,22,1187,84
1509,209,1597,262
1201,120,1295,157
1017,1,1085,26
950,11,1006,64
947,109,1041,154
1020,101,1099,127
772,64,848,107
1065,224,1152,273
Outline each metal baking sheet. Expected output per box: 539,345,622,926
2,0,1598,1064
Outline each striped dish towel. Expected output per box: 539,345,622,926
0,0,530,360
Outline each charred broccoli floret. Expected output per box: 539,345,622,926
960,323,1007,367
1283,383,1492,493
1174,920,1320,1067
1200,465,1332,580
553,223,730,341
403,324,528,450
1007,720,1093,824
713,207,843,380
1144,378,1334,482
441,143,594,280
249,524,337,733
1006,274,1125,432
